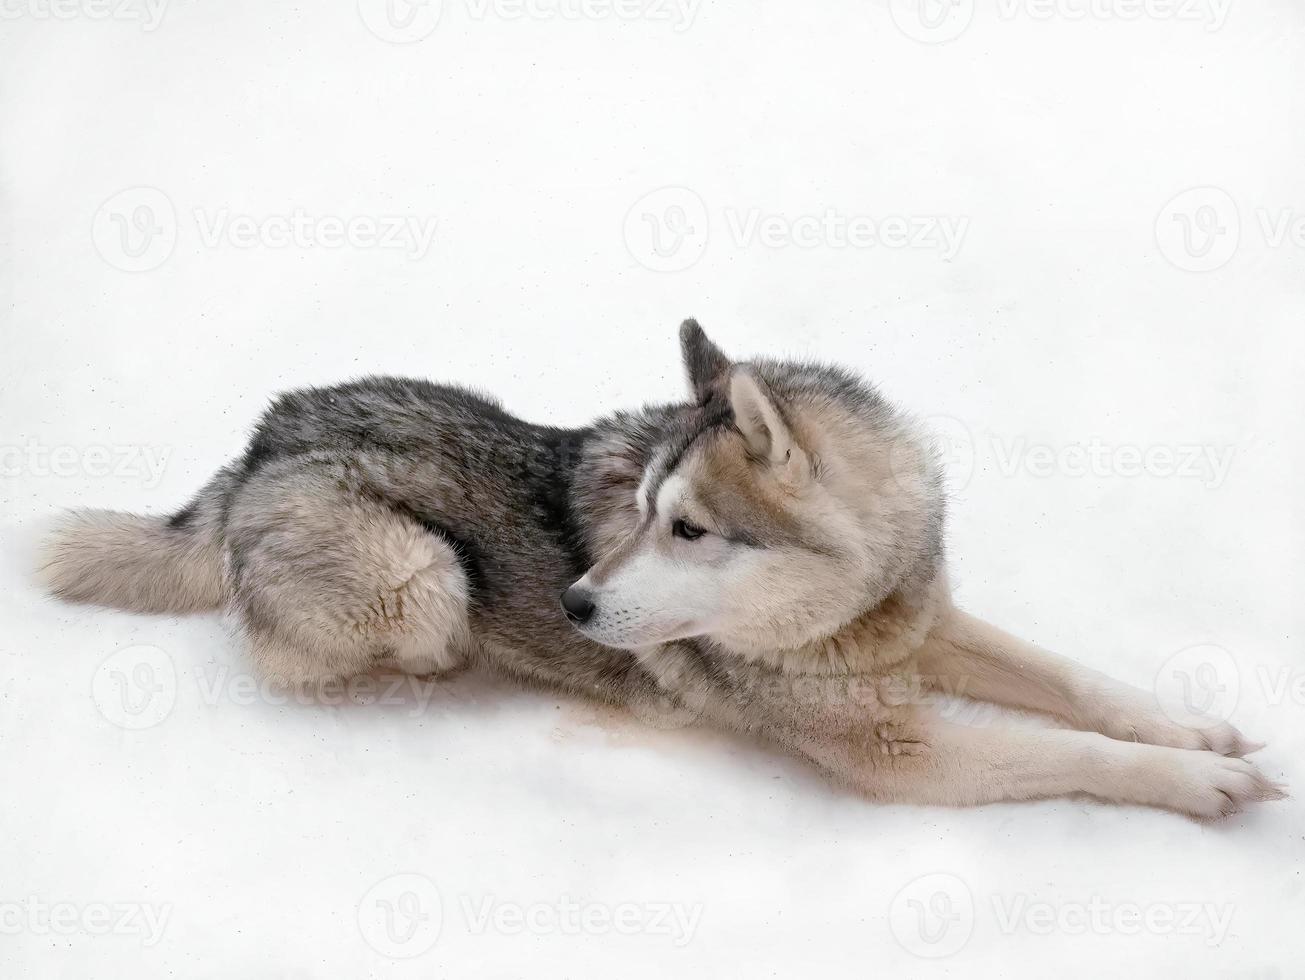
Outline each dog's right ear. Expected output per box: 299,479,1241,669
679,319,731,404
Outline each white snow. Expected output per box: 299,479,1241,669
2,0,1303,976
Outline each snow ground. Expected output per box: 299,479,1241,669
2,1,1303,976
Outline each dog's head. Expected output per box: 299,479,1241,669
562,320,942,657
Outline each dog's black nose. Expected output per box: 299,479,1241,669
561,585,596,625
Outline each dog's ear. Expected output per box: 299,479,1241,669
679,319,730,403
728,369,807,481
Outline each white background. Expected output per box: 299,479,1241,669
2,0,1303,976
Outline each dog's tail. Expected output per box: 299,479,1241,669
38,471,232,614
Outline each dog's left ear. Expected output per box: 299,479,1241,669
679,319,731,404
729,369,809,483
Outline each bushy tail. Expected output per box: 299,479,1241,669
39,477,228,614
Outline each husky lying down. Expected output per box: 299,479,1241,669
42,320,1283,818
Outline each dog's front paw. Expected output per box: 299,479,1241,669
1080,683,1262,757
1143,751,1286,819
1097,710,1261,757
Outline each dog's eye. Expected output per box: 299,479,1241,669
672,519,707,541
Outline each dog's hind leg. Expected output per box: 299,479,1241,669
915,606,1260,757
226,464,472,686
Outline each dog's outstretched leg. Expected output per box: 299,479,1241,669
631,644,1285,817
916,607,1261,757
800,710,1284,819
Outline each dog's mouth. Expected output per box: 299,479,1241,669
566,610,698,650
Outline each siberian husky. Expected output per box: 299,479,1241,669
41,320,1284,818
